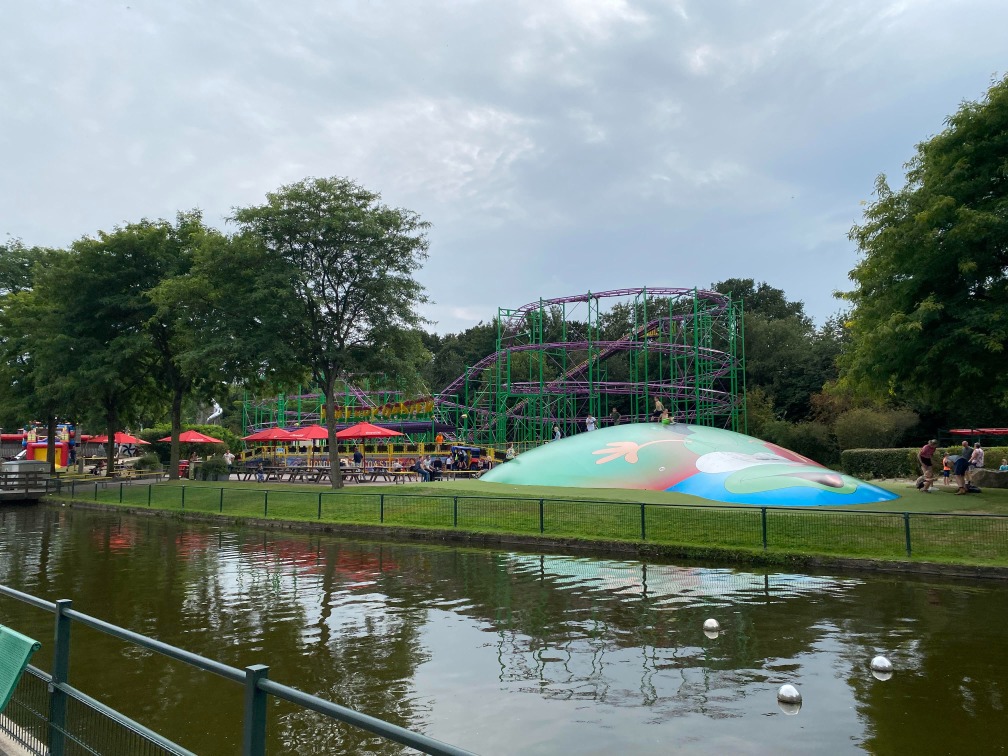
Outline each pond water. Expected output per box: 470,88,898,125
0,505,1005,755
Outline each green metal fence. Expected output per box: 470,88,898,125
0,585,476,756
53,479,1008,565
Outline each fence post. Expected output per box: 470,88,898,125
119,481,123,503
317,492,323,520
640,503,646,540
903,512,912,557
264,491,269,519
453,497,458,527
380,494,385,523
220,487,224,513
761,507,768,550
71,479,75,499
94,482,98,501
148,484,152,507
48,599,73,756
539,499,545,533
242,664,269,756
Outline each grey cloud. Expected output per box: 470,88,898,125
2,0,1006,334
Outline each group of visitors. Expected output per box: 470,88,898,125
549,399,673,440
919,439,993,495
409,452,490,482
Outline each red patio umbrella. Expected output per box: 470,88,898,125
158,430,224,444
242,427,297,442
289,425,330,440
334,422,403,473
89,432,150,445
335,422,404,439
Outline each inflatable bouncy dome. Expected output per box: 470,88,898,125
481,423,898,506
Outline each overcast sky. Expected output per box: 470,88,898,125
3,1,1005,333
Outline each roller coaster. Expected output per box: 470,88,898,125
244,287,746,446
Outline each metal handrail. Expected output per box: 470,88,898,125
0,585,478,756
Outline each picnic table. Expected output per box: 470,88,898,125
388,470,418,484
441,469,483,479
238,463,367,484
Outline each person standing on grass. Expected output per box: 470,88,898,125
953,453,971,494
970,443,985,476
918,439,937,493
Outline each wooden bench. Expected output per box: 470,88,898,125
442,469,483,479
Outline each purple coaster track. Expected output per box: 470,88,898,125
434,287,744,441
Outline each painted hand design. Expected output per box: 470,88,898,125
593,439,681,465
593,442,642,464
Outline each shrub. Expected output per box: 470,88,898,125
760,420,839,465
840,448,918,479
841,445,1008,480
744,387,777,438
134,453,162,472
834,408,918,450
199,455,229,481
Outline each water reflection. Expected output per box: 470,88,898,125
1,506,1007,755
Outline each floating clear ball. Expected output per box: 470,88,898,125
871,655,893,681
703,618,720,638
777,684,802,715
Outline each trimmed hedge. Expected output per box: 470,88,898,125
841,445,1008,479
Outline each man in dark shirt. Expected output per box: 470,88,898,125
953,453,971,495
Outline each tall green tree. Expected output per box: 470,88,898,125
142,214,252,478
35,218,210,473
0,243,71,471
711,278,839,422
233,177,431,488
842,75,1008,425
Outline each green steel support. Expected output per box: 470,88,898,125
48,599,72,756
242,664,269,756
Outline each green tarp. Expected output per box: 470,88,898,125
0,624,40,713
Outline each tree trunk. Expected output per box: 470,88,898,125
168,387,183,480
324,372,343,490
104,406,117,477
46,415,57,476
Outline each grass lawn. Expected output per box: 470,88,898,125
57,476,1008,568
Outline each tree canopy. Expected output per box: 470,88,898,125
841,75,1008,425
232,176,431,487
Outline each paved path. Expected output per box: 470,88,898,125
0,728,36,755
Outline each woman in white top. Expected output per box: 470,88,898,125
970,443,985,470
